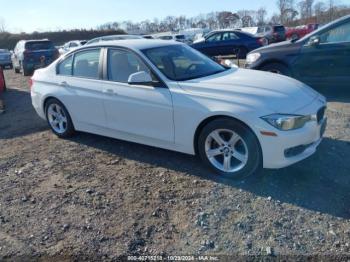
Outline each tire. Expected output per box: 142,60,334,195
22,65,31,76
198,117,262,180
260,63,291,77
14,66,20,74
45,98,76,138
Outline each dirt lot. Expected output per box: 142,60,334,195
0,69,350,260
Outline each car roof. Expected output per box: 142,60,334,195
87,39,182,50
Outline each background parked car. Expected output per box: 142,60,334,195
157,34,190,43
13,39,59,76
86,35,143,45
59,40,87,55
0,49,13,69
191,30,264,59
286,23,319,40
246,15,350,89
255,25,286,44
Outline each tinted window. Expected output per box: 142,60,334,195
274,26,285,32
73,49,100,79
320,21,350,43
142,45,226,81
222,32,239,41
58,55,73,75
108,49,151,83
207,33,222,42
25,41,54,50
159,36,173,40
175,35,185,40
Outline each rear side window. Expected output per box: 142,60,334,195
274,26,285,32
58,55,73,75
207,33,222,42
222,32,239,41
25,41,53,50
73,49,100,79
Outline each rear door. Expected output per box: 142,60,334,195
101,48,174,142
220,32,240,55
294,19,350,88
56,48,107,128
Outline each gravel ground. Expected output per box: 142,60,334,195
0,69,350,261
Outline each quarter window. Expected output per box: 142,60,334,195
107,49,151,83
58,55,73,75
73,49,100,79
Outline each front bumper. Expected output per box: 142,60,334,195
257,97,327,169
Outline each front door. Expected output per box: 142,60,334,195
102,48,174,143
294,19,350,88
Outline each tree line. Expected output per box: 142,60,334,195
0,29,125,50
99,0,350,34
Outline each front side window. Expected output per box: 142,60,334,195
319,21,350,43
142,45,226,81
58,55,73,75
73,49,100,79
108,49,151,83
206,33,222,42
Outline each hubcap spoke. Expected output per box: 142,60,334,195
223,155,232,171
210,131,225,146
228,133,240,146
232,150,248,163
207,148,223,158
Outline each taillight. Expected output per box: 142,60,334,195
29,78,33,89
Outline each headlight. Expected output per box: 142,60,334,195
246,53,261,64
261,114,312,131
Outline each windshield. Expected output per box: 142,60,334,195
142,45,226,81
25,41,54,50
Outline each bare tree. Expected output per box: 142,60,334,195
256,7,267,26
0,17,6,33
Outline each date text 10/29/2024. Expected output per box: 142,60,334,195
127,255,219,261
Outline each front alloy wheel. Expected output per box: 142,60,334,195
198,118,262,179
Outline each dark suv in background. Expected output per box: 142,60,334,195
256,25,286,44
13,39,59,76
246,15,350,89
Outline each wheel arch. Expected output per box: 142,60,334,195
193,114,262,157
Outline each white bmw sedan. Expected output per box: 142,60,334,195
31,40,327,179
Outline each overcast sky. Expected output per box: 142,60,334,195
0,0,280,33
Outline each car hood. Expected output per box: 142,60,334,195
178,68,320,113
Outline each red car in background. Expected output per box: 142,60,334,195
0,67,6,93
286,23,319,40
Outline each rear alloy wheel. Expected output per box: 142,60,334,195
198,118,262,179
45,99,75,138
261,63,291,77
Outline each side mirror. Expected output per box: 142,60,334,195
308,36,320,46
128,71,153,85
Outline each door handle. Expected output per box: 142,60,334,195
103,89,118,96
59,81,69,87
